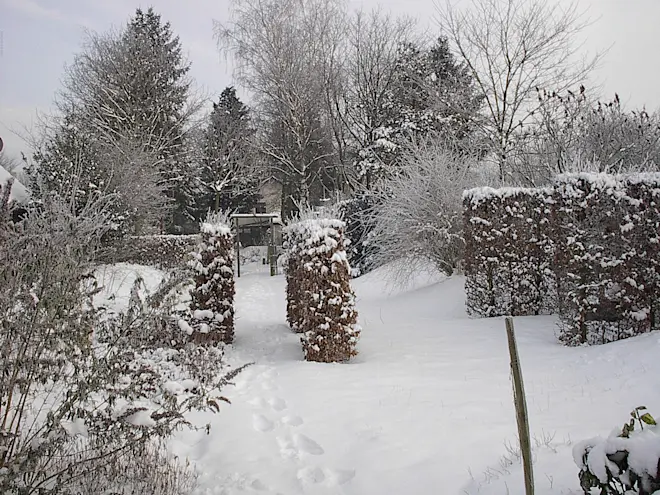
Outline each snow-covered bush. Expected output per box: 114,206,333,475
186,212,235,344
337,194,380,277
369,142,483,284
284,213,360,362
574,407,660,495
463,186,555,317
0,184,239,494
239,245,268,265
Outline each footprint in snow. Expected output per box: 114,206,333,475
268,397,287,411
327,468,356,485
250,479,268,491
297,466,325,484
261,381,276,391
281,415,303,427
252,414,274,432
248,397,269,409
292,433,324,455
297,467,356,486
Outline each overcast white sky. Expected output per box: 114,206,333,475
1,0,659,159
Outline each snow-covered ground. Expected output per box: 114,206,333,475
97,262,660,495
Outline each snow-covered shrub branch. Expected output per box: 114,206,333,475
463,172,660,345
463,186,555,317
0,185,239,494
283,211,360,362
185,211,235,344
337,193,380,277
574,407,660,495
369,141,484,283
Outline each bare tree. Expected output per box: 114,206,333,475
340,10,418,189
438,0,600,181
519,88,660,184
0,151,22,178
215,0,346,218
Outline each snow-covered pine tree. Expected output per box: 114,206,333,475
29,114,103,210
122,8,196,233
59,7,198,234
197,87,260,216
187,212,235,344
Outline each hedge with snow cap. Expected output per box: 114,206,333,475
99,234,199,268
463,186,555,318
463,173,660,346
185,217,235,344
283,217,360,362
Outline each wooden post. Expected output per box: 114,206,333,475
235,217,241,278
269,217,276,276
505,316,534,495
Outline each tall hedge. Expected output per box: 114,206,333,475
463,173,660,346
463,187,554,317
283,217,360,362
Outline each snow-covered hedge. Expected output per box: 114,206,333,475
283,217,360,362
463,187,555,317
186,214,235,344
552,173,655,345
574,408,660,495
101,234,199,268
464,173,660,345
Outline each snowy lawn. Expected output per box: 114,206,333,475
96,262,660,495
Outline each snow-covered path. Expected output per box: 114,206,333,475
165,263,660,494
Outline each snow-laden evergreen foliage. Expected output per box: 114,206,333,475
464,173,660,346
186,212,235,344
196,87,260,217
40,7,198,235
284,214,360,362
356,37,483,188
28,116,166,240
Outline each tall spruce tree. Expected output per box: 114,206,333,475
51,7,197,234
121,8,195,232
198,87,260,215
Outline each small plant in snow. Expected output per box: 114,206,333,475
186,211,236,344
574,407,660,495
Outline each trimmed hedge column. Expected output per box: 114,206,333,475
284,218,360,362
186,215,235,344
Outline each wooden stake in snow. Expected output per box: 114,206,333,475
505,316,534,495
